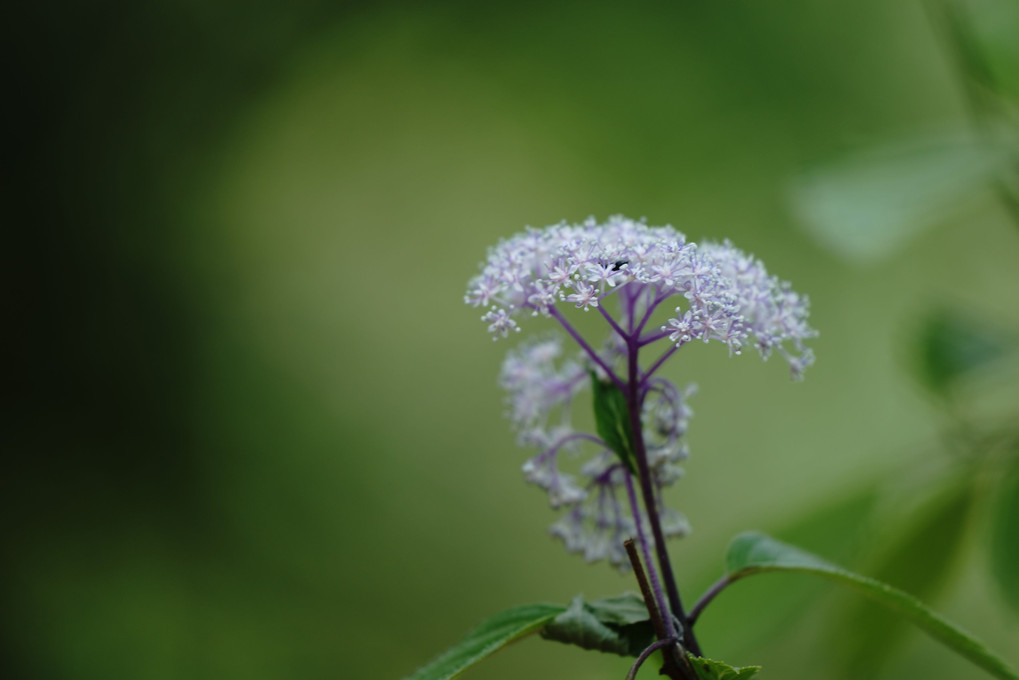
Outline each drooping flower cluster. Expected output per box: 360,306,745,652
499,335,693,567
466,216,816,568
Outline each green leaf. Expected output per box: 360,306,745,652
686,653,761,680
584,593,656,626
722,532,1018,680
404,603,564,680
990,457,1019,617
829,478,975,678
406,593,656,679
691,482,880,654
962,0,1019,104
791,132,1012,262
590,371,637,474
540,593,655,657
915,309,1010,396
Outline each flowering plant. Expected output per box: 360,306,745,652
406,217,1016,680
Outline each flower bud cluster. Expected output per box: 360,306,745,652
500,335,693,568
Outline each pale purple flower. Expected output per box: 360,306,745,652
481,307,519,339
465,216,815,377
467,216,816,568
563,281,599,310
496,333,694,568
665,312,695,346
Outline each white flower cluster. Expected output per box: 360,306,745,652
642,378,697,485
547,451,691,568
699,240,816,376
470,216,817,569
500,335,693,568
499,335,587,449
466,216,816,377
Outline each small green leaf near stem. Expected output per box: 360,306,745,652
540,593,656,657
686,653,761,680
590,371,638,475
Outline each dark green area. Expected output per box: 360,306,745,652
991,456,1019,618
915,310,1010,397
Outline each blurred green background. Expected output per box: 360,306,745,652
7,1,1019,679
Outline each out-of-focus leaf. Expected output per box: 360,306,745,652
791,132,1012,262
687,653,761,680
404,603,564,680
591,371,638,474
690,482,879,652
915,309,1010,396
721,532,1018,680
406,592,657,679
541,593,655,657
830,478,975,678
990,456,1019,617
966,0,1019,103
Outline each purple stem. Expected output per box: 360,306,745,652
638,328,674,347
623,472,676,640
623,283,638,335
633,289,671,338
625,337,702,656
556,369,589,395
640,343,681,388
536,432,607,463
548,306,626,391
597,304,630,342
687,574,735,626
591,462,623,486
625,637,682,680
598,283,627,304
624,280,641,305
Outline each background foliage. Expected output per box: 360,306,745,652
7,1,1019,679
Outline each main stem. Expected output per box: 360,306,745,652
623,539,688,680
623,474,676,642
625,337,703,657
